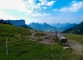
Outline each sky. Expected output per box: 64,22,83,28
0,0,83,24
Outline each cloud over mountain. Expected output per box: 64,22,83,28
0,0,83,24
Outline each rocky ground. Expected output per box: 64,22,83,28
30,29,56,44
30,29,83,55
67,40,83,55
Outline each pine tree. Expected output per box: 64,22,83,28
0,19,4,23
4,21,7,24
24,25,27,28
8,21,11,25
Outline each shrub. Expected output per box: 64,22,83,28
34,32,46,36
36,38,42,42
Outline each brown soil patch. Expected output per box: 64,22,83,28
30,29,56,45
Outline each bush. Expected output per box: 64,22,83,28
36,38,42,42
34,32,46,36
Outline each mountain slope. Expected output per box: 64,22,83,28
0,23,82,60
0,23,31,37
6,19,25,26
29,22,57,32
63,21,83,34
50,23,76,31
0,19,32,29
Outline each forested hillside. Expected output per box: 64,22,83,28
63,21,83,34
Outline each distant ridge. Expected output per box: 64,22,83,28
6,19,25,26
0,19,32,29
50,23,76,31
63,21,83,34
29,22,57,32
29,22,76,32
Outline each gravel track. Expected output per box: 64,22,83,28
30,29,83,55
67,40,83,55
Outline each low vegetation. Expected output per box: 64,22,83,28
64,33,83,44
34,32,46,36
0,23,83,60
36,38,42,42
63,21,83,35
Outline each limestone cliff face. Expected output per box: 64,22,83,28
6,19,25,26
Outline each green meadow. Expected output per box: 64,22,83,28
0,23,83,60
64,34,83,44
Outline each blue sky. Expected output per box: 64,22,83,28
0,0,83,24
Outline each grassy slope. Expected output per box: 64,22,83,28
64,34,83,44
63,21,83,35
0,23,83,60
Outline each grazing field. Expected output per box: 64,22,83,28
0,23,83,60
63,34,83,44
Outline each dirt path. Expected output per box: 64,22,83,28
67,40,83,55
30,29,56,44
30,30,83,55
39,32,56,44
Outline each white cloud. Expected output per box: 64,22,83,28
0,0,31,13
31,13,51,17
59,1,83,12
39,0,56,6
27,0,36,4
0,0,55,18
36,14,83,24
0,0,41,14
47,0,55,6
0,12,17,19
43,7,47,9
0,0,55,13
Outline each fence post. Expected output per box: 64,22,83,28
6,37,8,55
51,44,54,51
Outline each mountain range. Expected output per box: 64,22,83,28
50,23,76,31
29,22,76,32
63,21,83,34
0,19,77,32
29,22,57,32
6,19,25,26
0,19,81,60
0,19,31,29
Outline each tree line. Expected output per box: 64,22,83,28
0,19,11,25
63,21,83,35
0,19,30,28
